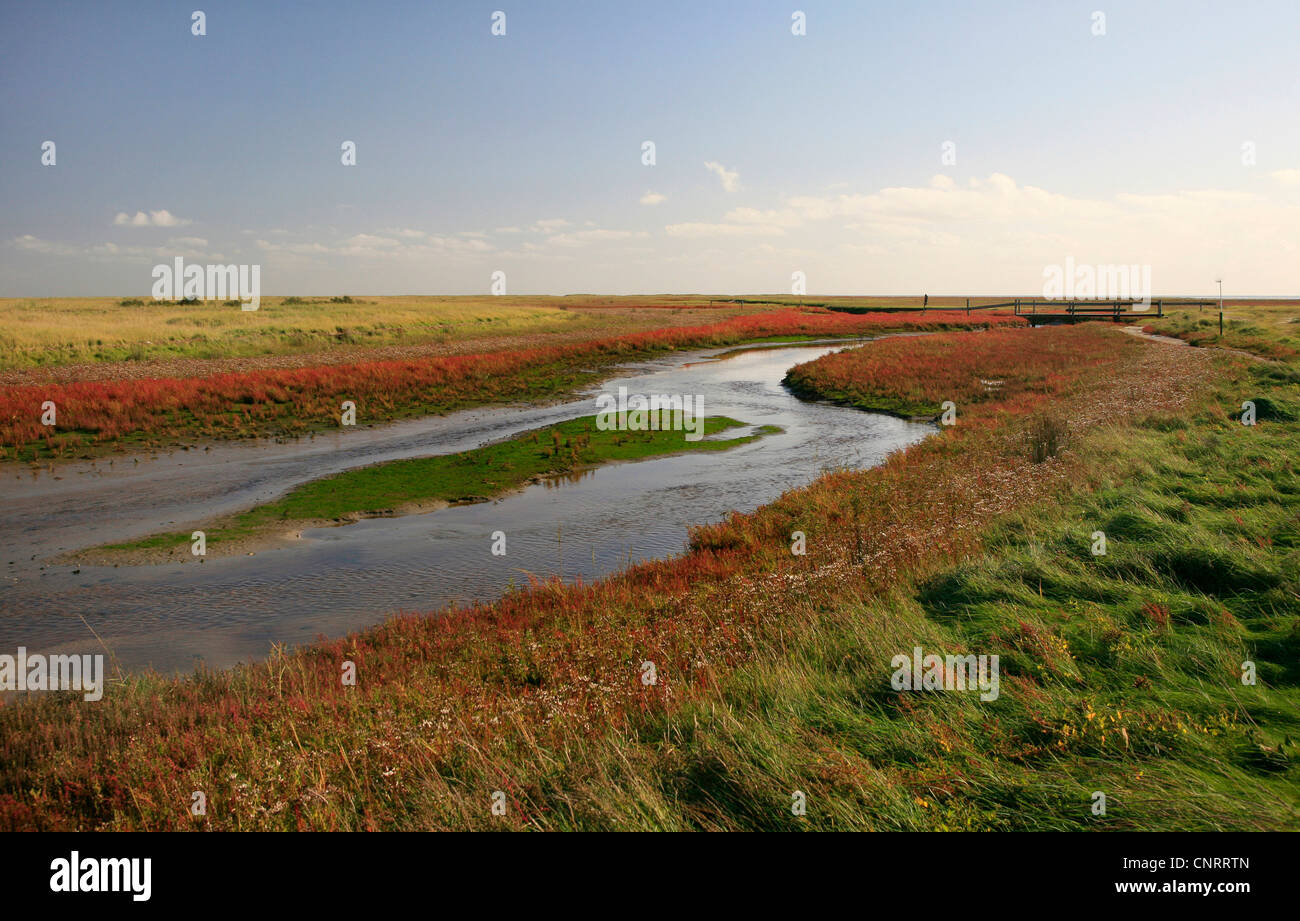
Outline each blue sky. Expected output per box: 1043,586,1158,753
3,0,1298,295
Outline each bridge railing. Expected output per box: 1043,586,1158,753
1010,298,1218,319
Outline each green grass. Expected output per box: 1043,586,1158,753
625,362,1300,830
1144,306,1300,361
105,414,780,553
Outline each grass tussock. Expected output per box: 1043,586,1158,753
1026,413,1069,463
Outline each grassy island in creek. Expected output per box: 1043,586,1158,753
85,414,780,562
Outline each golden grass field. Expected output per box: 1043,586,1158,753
0,295,754,372
3,294,1295,384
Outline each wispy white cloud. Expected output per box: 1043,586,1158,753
704,161,740,192
256,229,494,260
376,227,429,239
544,229,649,248
665,222,784,238
12,234,218,261
639,191,666,206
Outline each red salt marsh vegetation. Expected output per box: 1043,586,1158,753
6,322,1294,831
784,324,1119,419
0,308,1021,460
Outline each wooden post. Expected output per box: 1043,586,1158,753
1219,311,1224,338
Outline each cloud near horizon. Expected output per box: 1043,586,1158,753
11,168,1300,295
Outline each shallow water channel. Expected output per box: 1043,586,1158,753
0,339,935,673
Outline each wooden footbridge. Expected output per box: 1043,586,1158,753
1000,298,1217,323
816,297,1220,323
